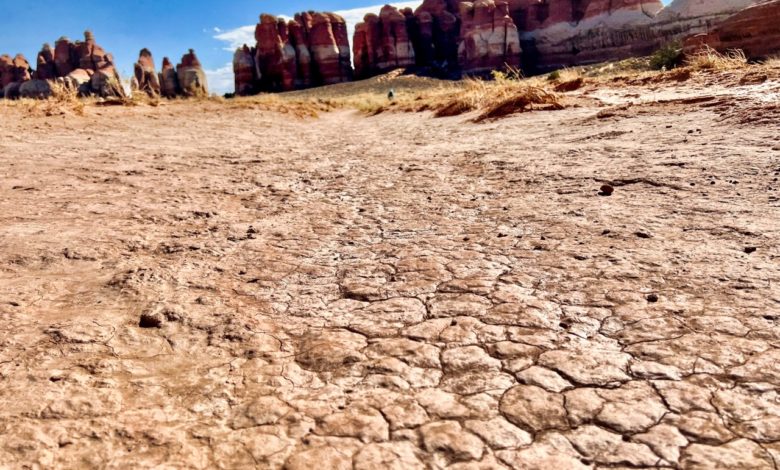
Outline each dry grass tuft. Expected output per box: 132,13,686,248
474,86,563,122
686,46,748,71
19,81,87,117
554,77,585,92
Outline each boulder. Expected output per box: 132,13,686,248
91,65,125,98
3,82,23,99
683,0,780,60
19,79,53,99
132,48,161,97
177,49,208,97
458,0,522,74
64,68,93,95
233,45,257,96
159,57,179,98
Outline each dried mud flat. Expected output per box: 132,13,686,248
1,74,780,469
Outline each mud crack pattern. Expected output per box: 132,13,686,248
0,99,779,469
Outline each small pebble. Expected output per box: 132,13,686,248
139,312,163,328
599,184,614,196
646,294,659,303
744,246,757,254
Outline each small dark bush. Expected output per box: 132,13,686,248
650,42,684,70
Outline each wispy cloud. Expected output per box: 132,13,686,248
204,62,234,96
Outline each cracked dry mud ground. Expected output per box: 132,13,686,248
0,90,779,469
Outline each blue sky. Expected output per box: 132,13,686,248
3,0,672,94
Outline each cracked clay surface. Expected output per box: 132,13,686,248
0,95,779,469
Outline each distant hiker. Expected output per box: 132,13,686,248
388,89,395,101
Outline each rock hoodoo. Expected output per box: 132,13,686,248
177,49,208,97
233,11,353,95
160,57,179,98
131,48,161,97
353,5,417,79
683,0,780,60
233,45,257,96
155,50,209,98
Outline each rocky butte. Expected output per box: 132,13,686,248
1,31,124,99
236,0,776,95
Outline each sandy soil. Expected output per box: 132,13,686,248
1,73,779,469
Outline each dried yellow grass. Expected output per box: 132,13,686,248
686,46,748,71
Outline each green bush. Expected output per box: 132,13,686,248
650,42,684,70
547,70,561,81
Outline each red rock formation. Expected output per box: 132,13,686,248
54,37,77,77
310,13,352,84
459,0,522,73
233,45,257,96
289,17,313,88
415,0,461,73
2,54,32,98
0,55,15,91
503,0,769,71
254,14,297,91
353,5,416,79
132,48,161,97
247,11,353,93
177,49,208,97
76,31,114,72
329,13,354,83
683,0,780,60
159,57,179,98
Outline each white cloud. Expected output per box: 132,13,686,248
204,62,234,96
209,2,422,95
214,25,256,52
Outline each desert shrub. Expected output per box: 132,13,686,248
650,42,684,70
547,70,562,81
